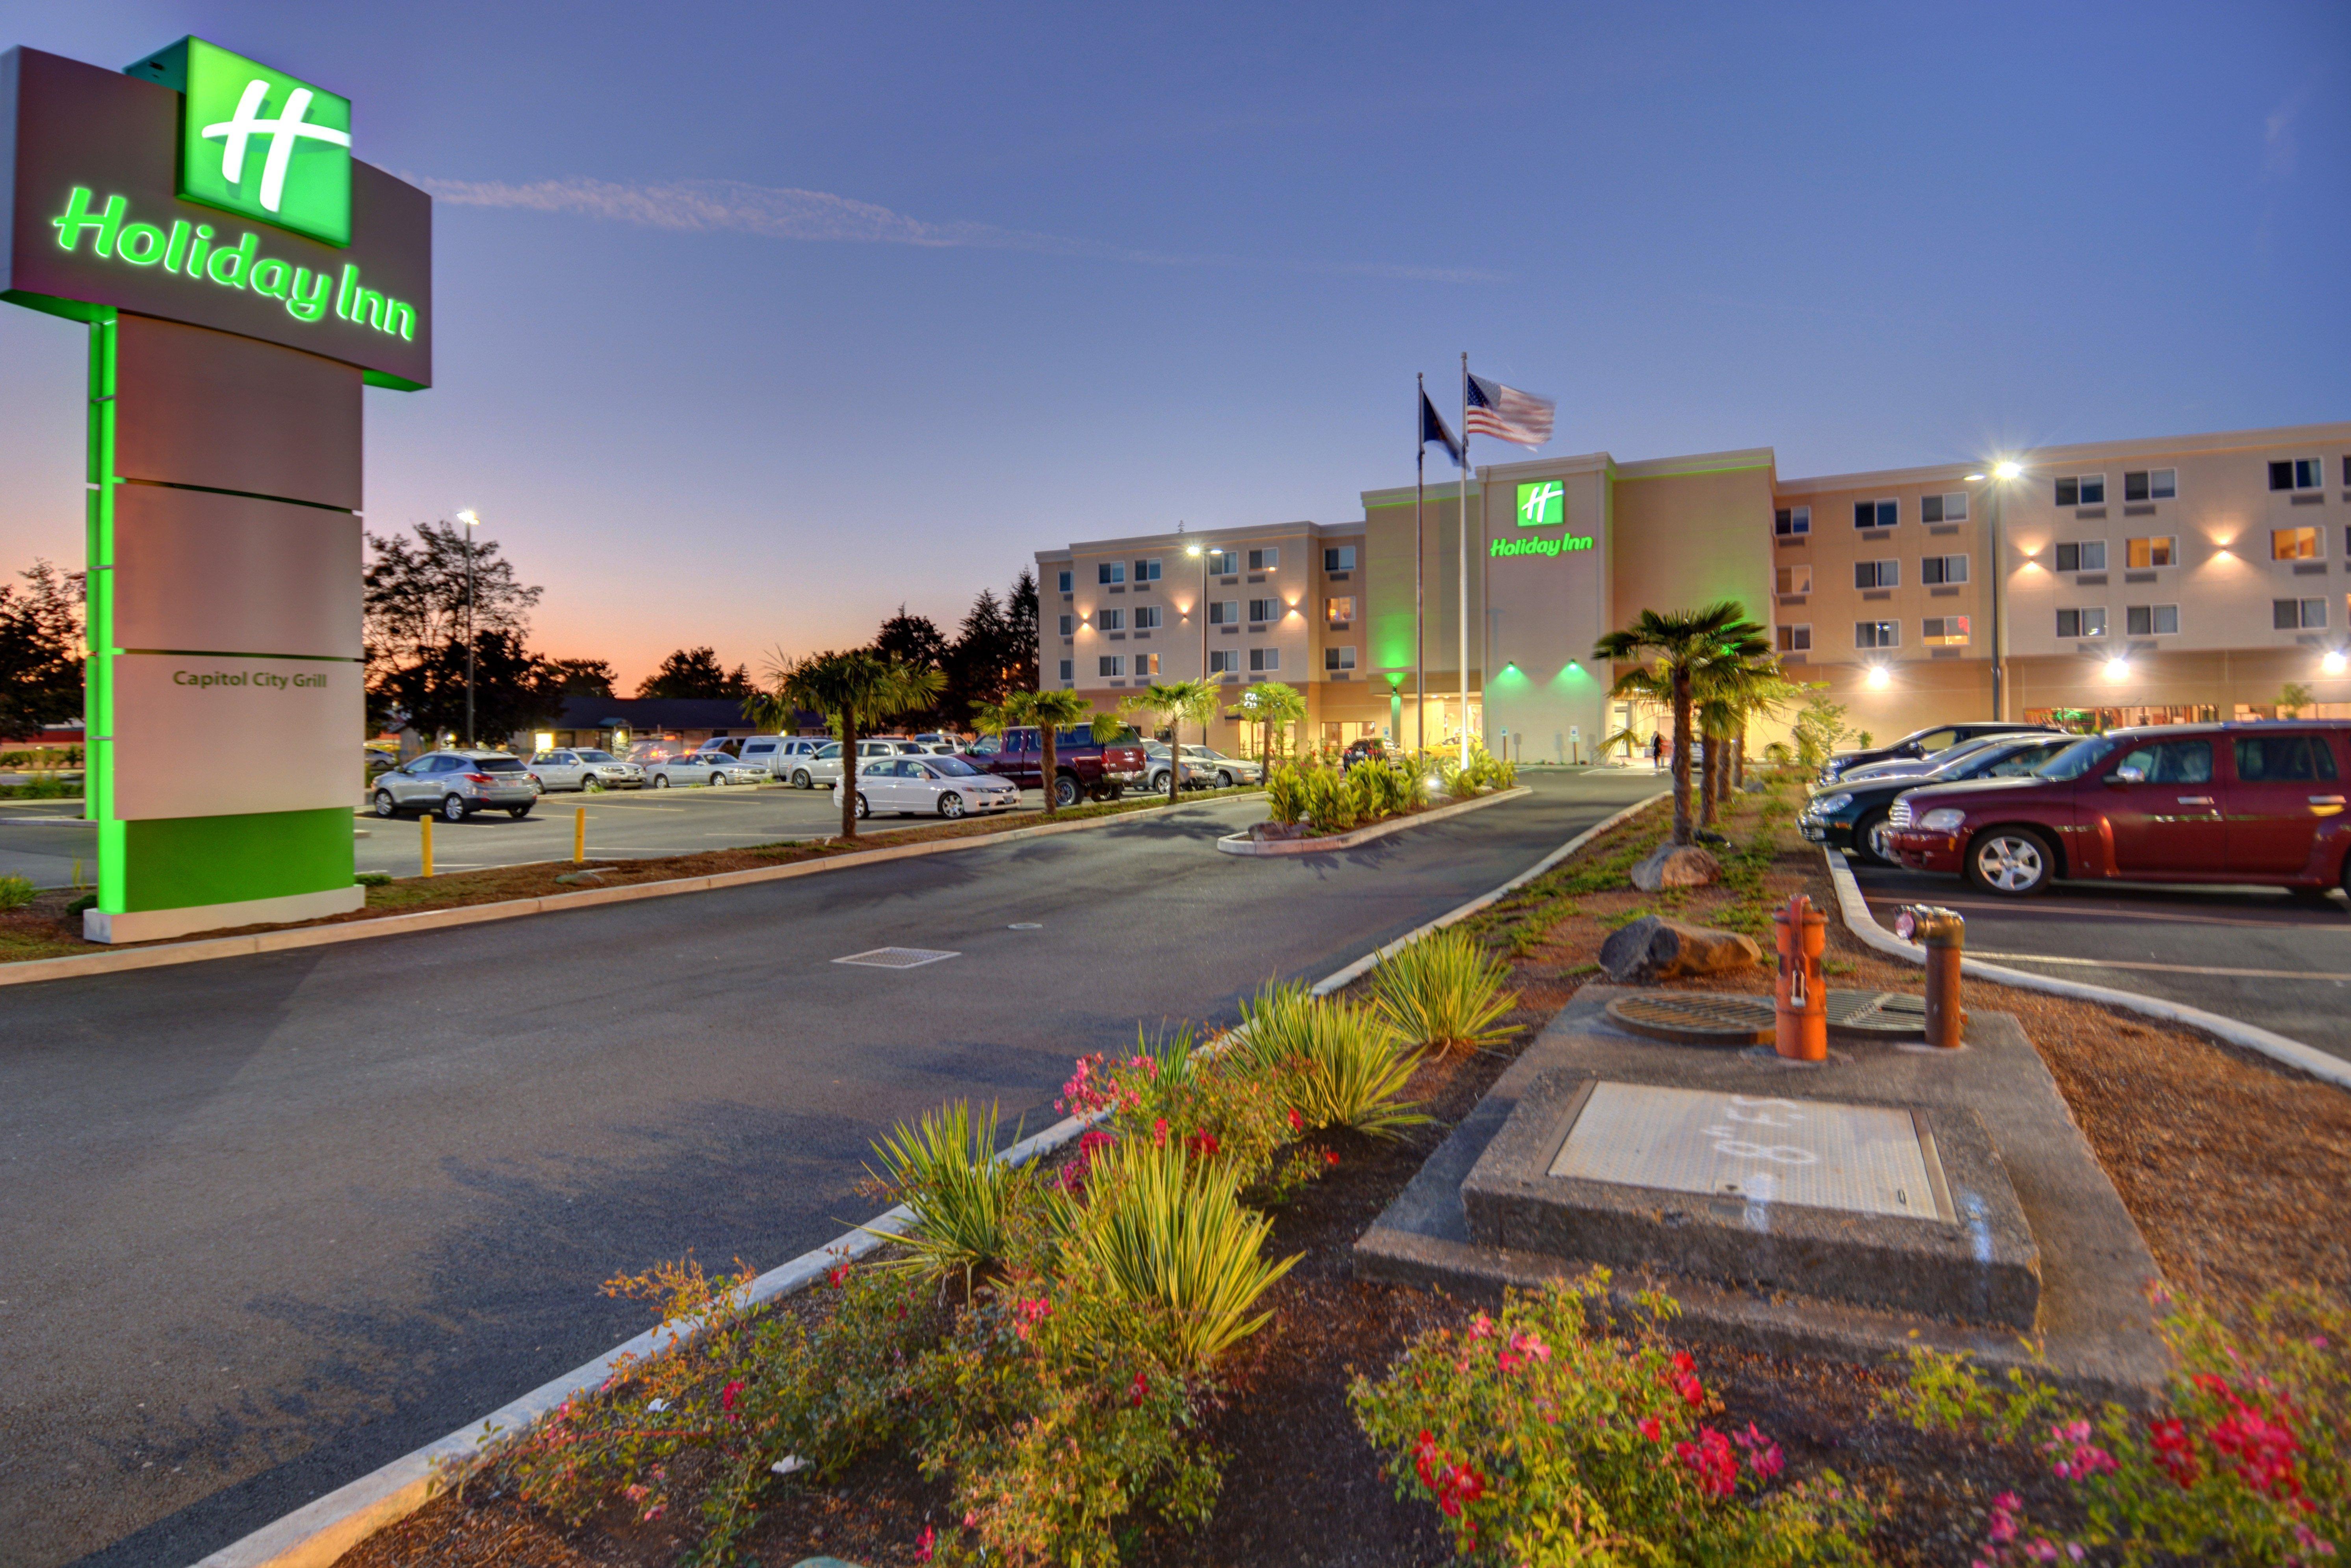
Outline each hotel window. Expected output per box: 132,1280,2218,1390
1133,557,1161,581
1854,499,1898,530
1098,561,1126,585
1208,599,1239,625
2055,475,2107,506
1207,549,1239,574
2125,604,2180,636
1855,620,1900,649
1326,596,1356,625
1324,646,1358,670
1134,605,1162,630
1056,569,1073,593
1098,655,1125,677
2271,459,2325,492
1133,653,1160,676
1248,547,1279,570
1776,624,1811,653
1854,559,1900,589
2123,469,2176,502
1249,648,1280,672
1922,616,1971,646
2054,540,2107,572
2125,537,2176,568
1774,505,1811,537
2274,598,2328,631
2056,607,2108,638
1776,564,1812,594
1247,598,1281,622
1323,545,1357,571
1921,554,1969,585
1098,608,1125,631
1208,649,1239,673
2272,527,2323,561
1057,659,1073,682
1920,492,1969,523
1057,614,1073,635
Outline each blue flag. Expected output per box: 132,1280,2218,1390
1420,387,1462,468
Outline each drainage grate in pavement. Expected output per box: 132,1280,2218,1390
833,946,960,970
1606,989,1933,1046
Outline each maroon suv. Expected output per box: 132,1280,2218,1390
1885,722,2351,896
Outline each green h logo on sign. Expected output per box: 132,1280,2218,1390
1516,480,1564,527
140,39,352,246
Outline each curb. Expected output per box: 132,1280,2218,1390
1214,785,1532,855
0,790,1261,991
1819,847,2351,1092
190,787,1667,1568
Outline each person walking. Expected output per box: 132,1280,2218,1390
1648,732,1665,772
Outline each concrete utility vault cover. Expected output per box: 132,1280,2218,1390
1548,1081,1950,1221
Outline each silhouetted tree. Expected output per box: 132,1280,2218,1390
0,559,84,739
637,647,754,700
548,658,617,698
364,521,544,732
379,630,565,745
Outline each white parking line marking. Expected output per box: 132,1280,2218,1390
1971,951,2351,982
1862,894,2344,932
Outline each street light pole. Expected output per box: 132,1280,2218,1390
1966,462,2021,721
457,509,479,746
1187,539,1210,757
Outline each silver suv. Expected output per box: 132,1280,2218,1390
373,750,539,821
527,747,644,792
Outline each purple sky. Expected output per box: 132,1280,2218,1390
0,1,2343,689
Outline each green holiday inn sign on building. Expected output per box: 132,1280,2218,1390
2,37,432,942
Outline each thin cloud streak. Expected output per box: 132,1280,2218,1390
414,175,1499,284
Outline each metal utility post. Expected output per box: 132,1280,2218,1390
458,508,480,747
1415,373,1426,758
1989,479,2007,721
1458,352,1471,765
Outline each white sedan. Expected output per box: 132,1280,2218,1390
834,754,1023,819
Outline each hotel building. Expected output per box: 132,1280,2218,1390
1034,421,2351,759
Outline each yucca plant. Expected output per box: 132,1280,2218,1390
862,1099,1026,1292
1373,927,1522,1056
1265,763,1309,826
1239,980,1425,1137
1075,1138,1298,1373
1345,761,1382,822
1305,766,1358,835
1389,760,1428,812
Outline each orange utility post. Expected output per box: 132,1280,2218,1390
420,813,433,879
574,806,587,863
1772,893,1828,1061
1898,905,1967,1049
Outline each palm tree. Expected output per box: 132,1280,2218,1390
755,649,943,839
1122,679,1218,803
1228,681,1305,772
1593,603,1770,846
977,688,1095,815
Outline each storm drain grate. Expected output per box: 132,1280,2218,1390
1606,989,1933,1046
833,947,960,970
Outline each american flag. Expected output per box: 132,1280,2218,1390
1463,373,1555,448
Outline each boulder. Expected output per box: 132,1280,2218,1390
1598,915,1762,984
1628,843,1721,891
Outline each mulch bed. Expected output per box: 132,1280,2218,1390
337,779,2351,1568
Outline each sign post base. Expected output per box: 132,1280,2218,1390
84,883,365,944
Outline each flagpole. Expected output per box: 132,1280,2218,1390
1458,351,1471,766
1415,373,1426,760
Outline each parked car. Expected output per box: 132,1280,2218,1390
969,722,1148,807
1885,722,2351,896
1818,722,2061,786
644,753,769,789
1343,737,1389,766
527,747,645,792
1831,728,2065,787
797,739,915,790
1798,733,2076,864
1141,740,1209,792
689,737,748,760
833,753,1023,819
1185,745,1262,789
747,736,831,785
372,750,539,821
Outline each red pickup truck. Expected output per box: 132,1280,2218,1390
969,723,1148,808
1885,722,2351,896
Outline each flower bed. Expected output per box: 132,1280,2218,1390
1249,750,1515,842
342,776,2349,1568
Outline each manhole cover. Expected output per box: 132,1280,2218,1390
1548,1080,1952,1220
833,947,959,969
1606,990,1931,1045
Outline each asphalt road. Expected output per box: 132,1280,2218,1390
0,783,1032,890
0,769,1659,1568
1848,859,2351,1061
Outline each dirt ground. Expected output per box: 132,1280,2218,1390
337,778,2351,1568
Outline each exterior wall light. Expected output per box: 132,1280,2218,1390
1866,666,1891,690
1993,460,2023,480
2104,657,2130,679
2325,651,2348,676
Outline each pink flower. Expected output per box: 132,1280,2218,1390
1733,1423,1783,1481
1130,1370,1149,1407
826,1262,851,1288
1012,1295,1051,1341
1639,1416,1663,1442
719,1379,745,1414
915,1523,935,1562
1287,1108,1304,1131
1324,1148,1342,1166
1152,1117,1168,1147
1675,1427,1737,1499
1467,1313,1495,1340
1508,1329,1551,1365
1185,1128,1221,1158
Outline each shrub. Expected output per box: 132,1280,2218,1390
1372,927,1521,1055
1389,759,1429,812
0,873,36,911
1352,1273,1877,1564
1883,1286,2346,1566
1238,981,1427,1138
863,1099,1034,1293
1265,763,1309,825
1345,760,1382,822
1058,1026,1294,1193
355,871,392,887
1305,765,1358,835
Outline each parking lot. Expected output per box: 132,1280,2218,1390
1848,858,2351,1061
0,781,1057,889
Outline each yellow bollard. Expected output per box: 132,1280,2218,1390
420,813,434,878
574,806,587,863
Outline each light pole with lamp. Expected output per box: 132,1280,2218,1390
456,509,479,746
1962,460,2022,720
